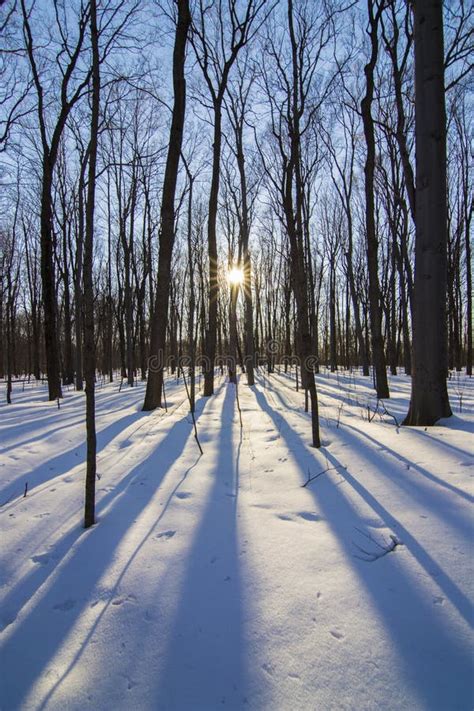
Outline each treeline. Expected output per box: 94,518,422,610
0,2,472,442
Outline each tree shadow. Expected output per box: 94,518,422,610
0,390,216,710
151,384,247,709
340,421,474,509
405,423,474,458
252,385,474,711
0,408,151,506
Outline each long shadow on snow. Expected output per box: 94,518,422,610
154,384,246,709
260,382,473,620
340,421,474,511
267,378,473,511
0,406,156,504
0,391,216,710
404,423,474,459
0,378,180,451
253,386,474,711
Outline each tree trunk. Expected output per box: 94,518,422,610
361,0,389,399
404,0,452,425
84,0,100,529
143,0,191,411
40,166,63,400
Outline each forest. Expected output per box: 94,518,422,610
0,0,473,709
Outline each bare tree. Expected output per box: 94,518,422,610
143,0,191,411
190,0,269,396
360,0,389,399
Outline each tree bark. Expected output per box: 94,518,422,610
404,0,452,425
83,0,100,528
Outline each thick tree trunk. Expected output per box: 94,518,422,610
40,166,63,400
404,0,452,425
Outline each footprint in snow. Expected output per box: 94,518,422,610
433,596,444,606
330,629,344,640
298,512,321,522
176,491,192,500
155,530,176,540
276,513,294,521
288,672,300,681
31,553,50,565
53,599,76,612
363,517,385,529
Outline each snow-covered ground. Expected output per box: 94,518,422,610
1,369,473,710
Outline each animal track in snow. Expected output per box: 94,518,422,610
155,530,176,540
362,517,385,529
298,511,321,522
53,599,76,612
276,511,321,522
31,553,50,565
262,662,275,677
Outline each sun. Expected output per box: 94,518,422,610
227,266,244,285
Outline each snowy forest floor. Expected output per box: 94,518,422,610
0,369,473,711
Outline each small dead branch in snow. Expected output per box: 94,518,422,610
353,528,402,562
302,465,347,487
0,481,28,508
366,399,400,431
235,379,243,429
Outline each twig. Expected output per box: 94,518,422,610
235,378,243,429
302,464,347,487
353,529,402,562
180,365,203,455
162,378,168,412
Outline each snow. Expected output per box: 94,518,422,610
0,370,473,710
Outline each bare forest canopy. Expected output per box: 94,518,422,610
0,0,472,437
